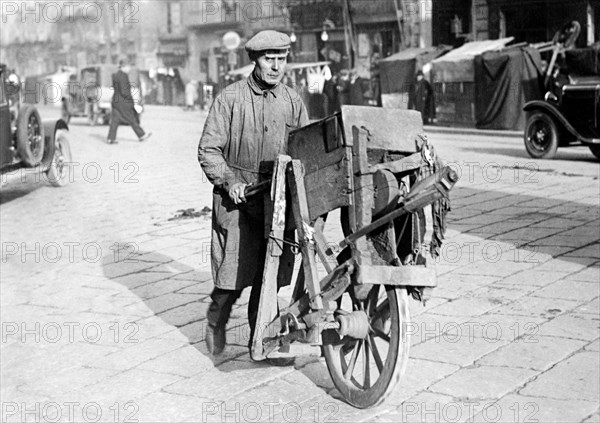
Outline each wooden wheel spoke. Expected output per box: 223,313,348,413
368,334,385,372
373,327,390,343
366,285,380,314
344,340,362,380
323,285,410,408
363,338,371,388
373,298,390,318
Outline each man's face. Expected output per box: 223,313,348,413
254,51,288,85
417,74,424,81
122,64,131,73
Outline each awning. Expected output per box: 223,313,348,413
431,37,514,82
380,47,451,94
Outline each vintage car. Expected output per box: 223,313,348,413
68,64,117,125
0,64,72,185
523,32,600,160
523,76,600,160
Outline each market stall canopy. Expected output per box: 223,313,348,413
379,46,451,94
228,61,331,79
432,37,514,82
475,46,544,130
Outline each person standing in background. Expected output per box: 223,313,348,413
323,74,340,115
185,80,198,111
336,70,350,106
349,70,365,106
408,70,435,124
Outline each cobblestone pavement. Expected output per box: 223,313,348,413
1,105,599,423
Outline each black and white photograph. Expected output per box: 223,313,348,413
1,0,599,422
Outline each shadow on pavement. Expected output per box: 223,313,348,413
0,184,42,204
449,185,599,268
99,248,328,375
101,251,217,353
100,183,598,387
0,175,49,204
464,145,599,163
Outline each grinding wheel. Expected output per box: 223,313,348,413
372,169,399,218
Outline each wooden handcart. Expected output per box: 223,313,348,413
249,106,458,408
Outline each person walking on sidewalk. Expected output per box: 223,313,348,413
106,58,151,144
198,30,308,358
408,70,435,125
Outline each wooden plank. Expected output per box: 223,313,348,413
269,156,290,256
266,344,322,359
351,126,373,287
360,264,437,287
287,114,353,221
287,159,323,311
287,114,346,173
313,217,334,274
250,155,291,361
303,159,352,219
371,152,424,175
341,106,423,152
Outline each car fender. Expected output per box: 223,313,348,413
523,101,584,142
41,118,69,169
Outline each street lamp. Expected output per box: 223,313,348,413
290,32,297,43
321,19,334,42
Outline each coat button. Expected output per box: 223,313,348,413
264,125,269,132
263,92,268,97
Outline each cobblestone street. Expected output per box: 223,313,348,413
1,105,599,423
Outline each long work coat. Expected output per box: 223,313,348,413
111,70,139,125
198,72,309,290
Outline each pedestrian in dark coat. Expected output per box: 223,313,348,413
106,59,151,144
349,71,365,106
408,70,435,124
198,30,309,357
336,70,350,106
323,75,340,115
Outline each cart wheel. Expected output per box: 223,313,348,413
46,130,72,187
589,145,600,160
524,112,559,159
322,285,410,408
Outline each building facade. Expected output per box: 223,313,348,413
156,0,290,86
285,0,432,78
433,0,598,47
0,0,162,77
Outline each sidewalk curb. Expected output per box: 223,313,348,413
424,125,522,139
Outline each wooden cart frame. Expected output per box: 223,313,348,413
249,106,458,408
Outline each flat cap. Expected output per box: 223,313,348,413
245,30,291,52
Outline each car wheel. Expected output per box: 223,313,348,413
524,112,559,159
46,130,72,187
16,104,45,166
589,145,600,160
